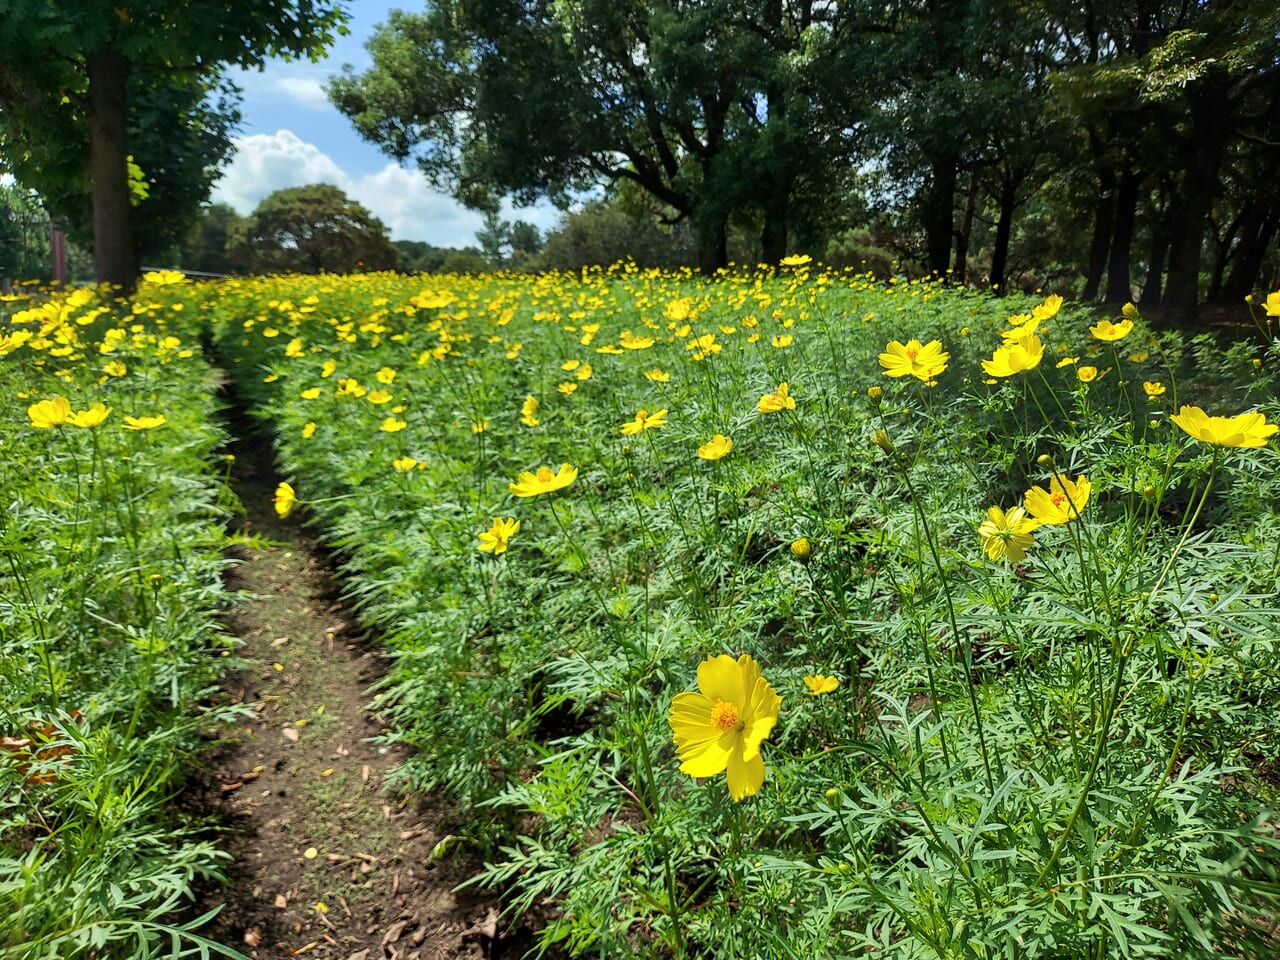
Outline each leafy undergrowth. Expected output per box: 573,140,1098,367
0,280,242,958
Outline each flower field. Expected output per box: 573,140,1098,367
5,267,1280,958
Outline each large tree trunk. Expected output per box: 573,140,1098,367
1081,164,1115,302
1161,93,1229,327
921,155,956,276
953,172,978,284
1104,169,1140,303
760,189,789,265
86,41,137,293
694,208,728,275
988,171,1019,294
1221,203,1280,303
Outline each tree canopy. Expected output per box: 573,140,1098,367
226,183,399,275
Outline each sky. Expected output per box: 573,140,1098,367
210,2,562,250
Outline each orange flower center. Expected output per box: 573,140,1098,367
710,699,740,732
905,345,920,360
536,467,554,482
1050,493,1066,508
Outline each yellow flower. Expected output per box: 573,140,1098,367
1143,381,1166,398
103,360,127,378
1032,294,1063,321
392,456,419,472
509,463,578,497
471,420,489,434
1122,302,1141,319
780,253,812,267
790,538,811,562
366,389,394,404
1257,290,1278,317
878,339,949,381
576,363,593,381
621,408,668,435
803,674,839,696
1076,365,1100,383
697,434,733,461
620,330,655,349
978,505,1039,562
758,382,796,413
28,395,72,429
376,366,397,384
122,414,166,430
285,337,305,358
380,417,407,433
320,358,337,378
560,359,581,371
67,402,111,428
644,368,670,382
1001,316,1041,342
1090,318,1134,341
273,482,296,519
558,381,578,395
477,517,520,555
772,333,793,349
668,654,782,801
1056,356,1079,368
1128,351,1149,363
1170,405,1278,448
520,395,540,427
302,422,317,438
1024,474,1091,525
982,335,1044,377
300,387,321,400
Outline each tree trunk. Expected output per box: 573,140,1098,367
953,172,978,284
1104,169,1139,303
86,41,137,293
988,173,1018,294
760,190,789,265
921,155,956,276
694,208,728,275
1161,93,1229,327
1081,165,1115,302
1221,204,1280,303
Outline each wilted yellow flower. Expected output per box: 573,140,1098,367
758,382,796,413
1143,381,1166,398
1024,474,1091,525
67,402,111,428
978,505,1039,562
28,395,72,429
380,417,407,433
1090,318,1134,342
273,482,296,518
982,336,1044,377
803,674,839,696
1170,405,1278,448
621,408,668,435
668,654,782,801
509,463,578,497
477,517,520,555
878,339,949,381
697,434,733,461
122,414,166,430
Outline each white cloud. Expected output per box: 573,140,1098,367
211,129,562,249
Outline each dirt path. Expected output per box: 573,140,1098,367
200,418,515,960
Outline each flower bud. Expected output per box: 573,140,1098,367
867,385,882,403
790,537,812,562
872,429,894,452
1142,484,1156,499
1036,453,1053,467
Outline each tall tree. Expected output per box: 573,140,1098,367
0,1,344,292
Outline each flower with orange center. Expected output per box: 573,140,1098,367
668,654,782,801
273,482,296,519
508,463,578,497
28,395,72,429
697,434,733,461
982,336,1044,377
1170,405,1278,448
621,408,668,435
758,382,796,413
1090,318,1134,342
803,675,839,696
1023,473,1091,525
879,339,949,381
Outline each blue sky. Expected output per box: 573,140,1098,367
210,2,561,249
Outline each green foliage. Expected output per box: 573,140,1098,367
226,184,400,275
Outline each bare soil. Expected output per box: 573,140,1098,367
196,417,527,960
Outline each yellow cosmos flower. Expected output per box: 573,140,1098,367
1143,381,1166,398
790,538,811,561
1090,318,1134,341
471,420,489,434
982,335,1044,377
803,674,839,696
1076,365,1101,383
621,408,668,435
123,414,166,430
509,463,578,497
1122,302,1141,319
1259,290,1280,317
302,422,316,438
380,417,408,433
758,382,796,413
67,402,111,428
620,330,655,349
392,456,420,472
978,505,1039,562
1001,316,1041,341
300,387,321,400
1032,294,1063,321
366,389,394,404
772,334,793,349
575,363,593,381
1128,351,1149,363
1056,356,1079,368
477,517,520,555
780,253,812,267
560,359,581,371
520,395,540,427
697,434,733,461
285,337,305,358
644,368,670,382
558,381,578,394
376,367,397,384
103,360,127,378
273,482,296,518
878,339,949,381
320,358,338,378
28,395,72,429
1170,405,1278,448
668,654,782,801
1024,474,1091,525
